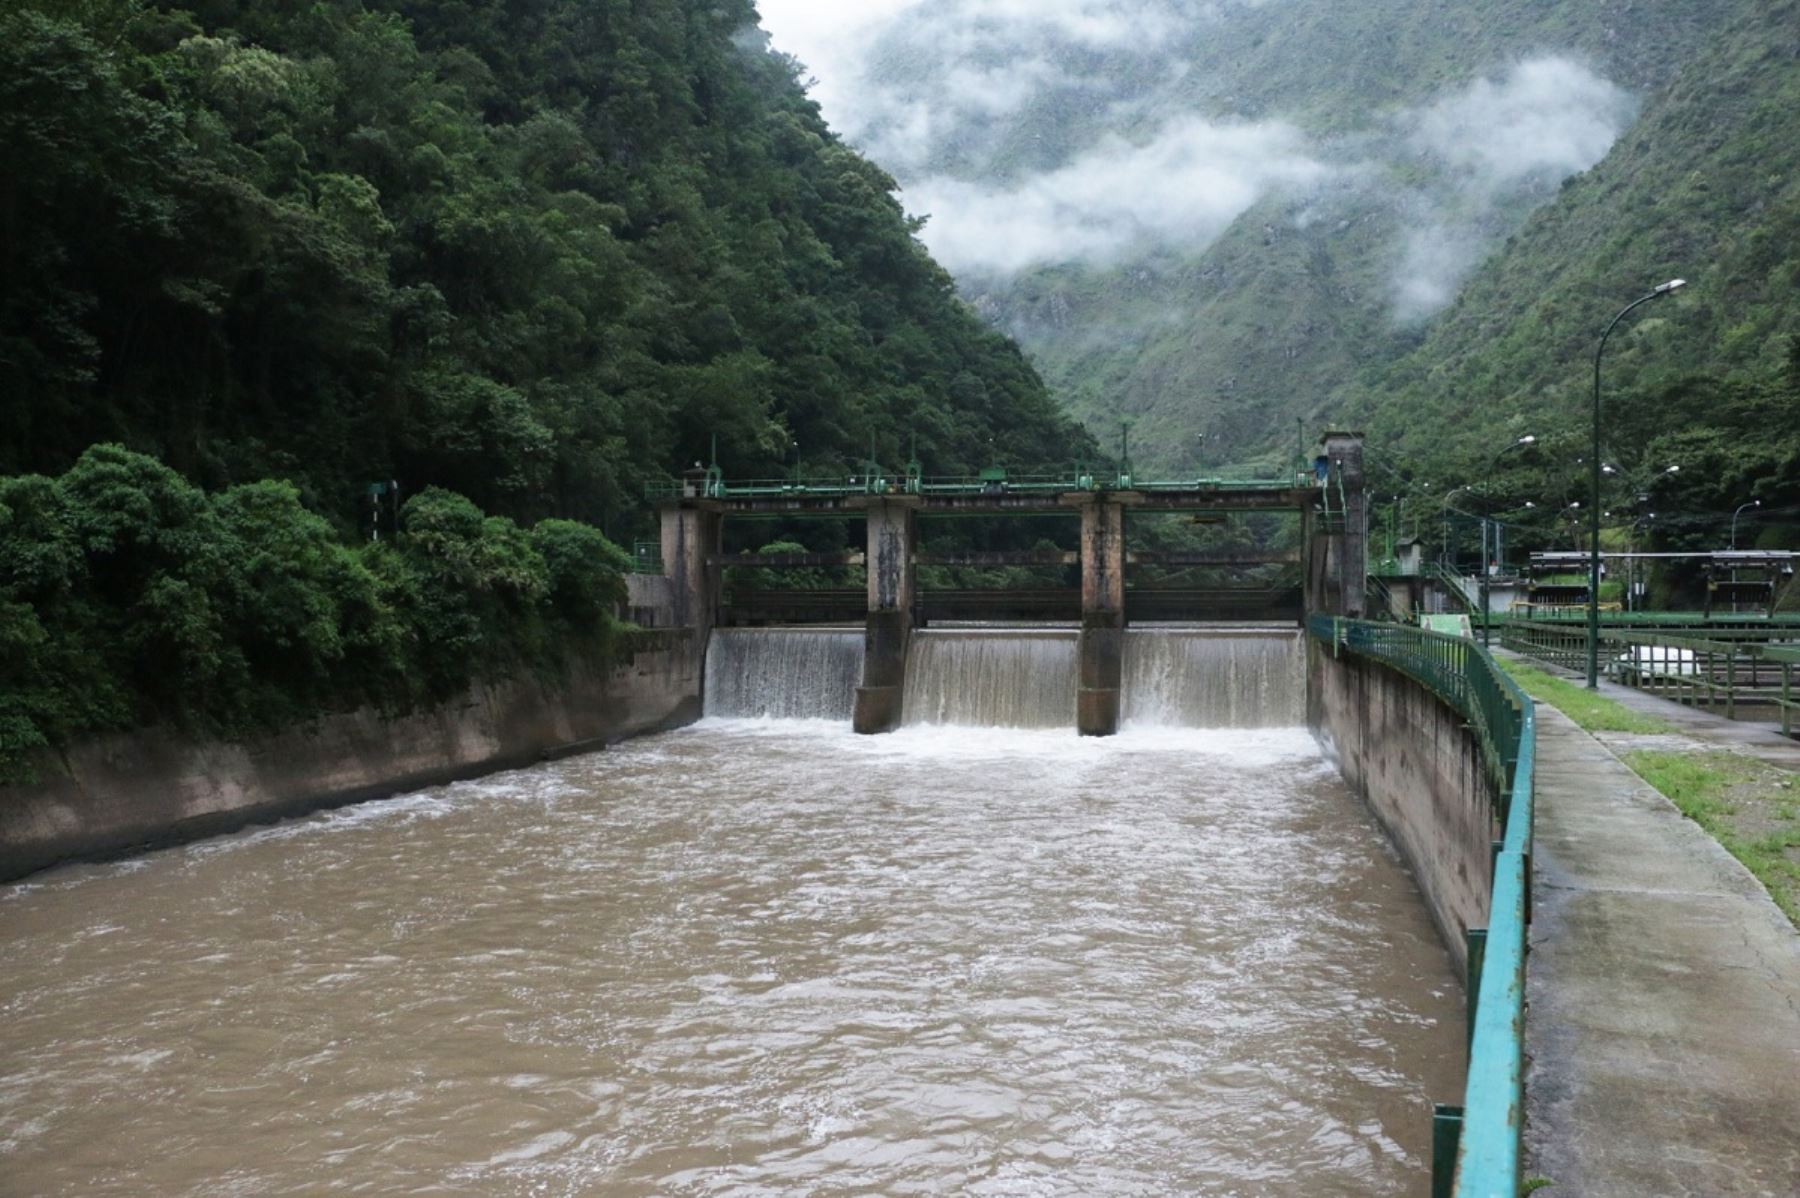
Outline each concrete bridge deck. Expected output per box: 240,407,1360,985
1524,700,1800,1194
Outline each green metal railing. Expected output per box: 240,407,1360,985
644,469,1299,503
1427,563,1481,617
1505,620,1800,737
1308,616,1535,1198
631,541,664,574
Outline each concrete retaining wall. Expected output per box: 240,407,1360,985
1308,638,1496,972
0,629,702,882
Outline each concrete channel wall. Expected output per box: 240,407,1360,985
0,629,702,883
1308,638,1496,972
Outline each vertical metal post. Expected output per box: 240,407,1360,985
1432,1105,1464,1198
1782,663,1791,738
1727,649,1736,720
1465,927,1488,1051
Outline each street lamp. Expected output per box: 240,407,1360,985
1476,434,1537,646
1588,278,1687,688
1732,499,1761,549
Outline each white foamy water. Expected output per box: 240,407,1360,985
902,628,1078,728
1123,628,1306,728
0,720,1462,1195
704,627,863,719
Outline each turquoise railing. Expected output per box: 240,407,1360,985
1307,615,1535,1198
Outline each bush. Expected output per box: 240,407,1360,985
0,446,631,781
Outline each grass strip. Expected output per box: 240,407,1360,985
1497,659,1674,734
1623,750,1800,926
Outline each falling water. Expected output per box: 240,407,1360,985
1123,628,1305,728
902,628,1077,728
703,628,863,719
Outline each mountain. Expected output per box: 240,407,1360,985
0,0,1098,772
1348,0,1800,448
764,0,1752,471
0,0,1092,537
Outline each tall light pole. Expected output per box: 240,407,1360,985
1731,499,1761,549
1589,279,1686,688
1477,434,1536,646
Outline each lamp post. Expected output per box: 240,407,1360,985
1588,279,1686,688
1731,499,1761,549
1476,434,1536,646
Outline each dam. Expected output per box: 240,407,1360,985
3,435,1545,1195
0,622,1466,1195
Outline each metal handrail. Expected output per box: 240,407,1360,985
1307,615,1534,1197
644,472,1299,502
1505,619,1799,736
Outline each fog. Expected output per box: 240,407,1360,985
756,0,1635,320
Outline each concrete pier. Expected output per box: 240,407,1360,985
1077,498,1125,736
853,499,917,733
659,503,720,640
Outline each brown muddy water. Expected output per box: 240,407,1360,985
1,718,1462,1195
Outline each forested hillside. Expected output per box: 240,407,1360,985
808,0,1743,470
1343,0,1800,549
0,0,1092,773
1,0,1088,535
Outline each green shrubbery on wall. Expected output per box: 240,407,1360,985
0,445,631,781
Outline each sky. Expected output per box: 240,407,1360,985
754,1,1635,320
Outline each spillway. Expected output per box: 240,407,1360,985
703,627,862,719
707,625,1306,731
901,628,1078,728
1122,628,1305,728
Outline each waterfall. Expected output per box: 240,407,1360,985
703,628,863,719
902,629,1077,728
1122,629,1305,728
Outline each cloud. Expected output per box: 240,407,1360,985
1389,57,1635,319
908,116,1331,274
756,4,1635,319
1391,225,1483,323
1410,56,1635,188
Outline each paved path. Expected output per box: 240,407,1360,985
1582,670,1800,772
1524,703,1800,1196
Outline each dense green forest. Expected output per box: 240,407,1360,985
0,0,1088,533
0,444,629,777
0,0,1092,770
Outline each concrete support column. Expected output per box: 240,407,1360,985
1301,503,1329,617
659,503,721,640
1323,431,1368,619
854,500,917,734
1078,499,1125,736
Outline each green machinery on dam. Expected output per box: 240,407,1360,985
650,431,1372,736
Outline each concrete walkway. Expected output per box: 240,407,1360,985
1524,703,1800,1195
1581,669,1800,772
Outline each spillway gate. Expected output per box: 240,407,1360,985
653,433,1369,735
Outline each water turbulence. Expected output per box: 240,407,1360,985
0,722,1464,1195
0,622,1466,1195
703,627,861,719
902,628,1077,727
1124,628,1306,728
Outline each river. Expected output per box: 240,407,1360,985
0,712,1462,1195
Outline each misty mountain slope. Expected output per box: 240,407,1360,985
985,187,1404,468
1347,0,1800,465
773,0,1749,468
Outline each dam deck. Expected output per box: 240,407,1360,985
1523,702,1800,1194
